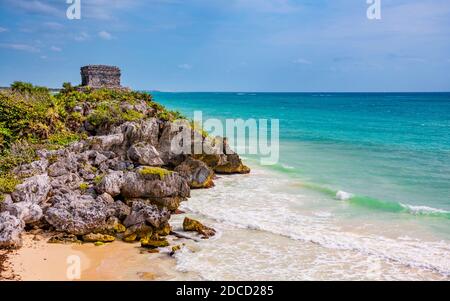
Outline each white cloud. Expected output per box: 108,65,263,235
387,53,426,63
0,27,8,33
234,0,301,14
98,31,113,40
4,0,62,16
74,32,90,42
1,0,140,20
50,46,62,52
0,43,39,52
44,22,64,30
293,58,312,65
83,0,140,20
178,64,192,70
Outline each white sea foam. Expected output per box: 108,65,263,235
281,163,295,170
400,203,450,215
313,211,333,218
175,166,450,279
336,190,353,201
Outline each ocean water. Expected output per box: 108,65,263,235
152,92,450,280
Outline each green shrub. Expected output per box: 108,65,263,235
0,141,37,173
0,122,12,149
0,83,177,177
87,101,145,128
0,173,21,194
11,81,49,94
47,131,83,147
190,120,210,138
11,81,34,93
121,109,144,122
157,109,185,122
61,82,77,94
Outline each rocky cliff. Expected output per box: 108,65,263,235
0,82,249,249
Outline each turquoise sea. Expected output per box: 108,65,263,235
153,92,450,280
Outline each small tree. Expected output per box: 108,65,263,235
11,81,34,93
62,82,76,94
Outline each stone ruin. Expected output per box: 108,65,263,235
80,65,124,89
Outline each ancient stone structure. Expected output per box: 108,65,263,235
80,65,122,89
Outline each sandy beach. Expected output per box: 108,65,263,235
0,232,190,281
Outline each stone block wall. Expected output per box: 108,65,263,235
80,65,121,88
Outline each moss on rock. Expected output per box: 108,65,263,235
140,236,169,249
48,233,81,244
123,233,138,242
155,223,172,236
183,217,216,238
79,182,89,192
82,233,115,243
138,166,173,180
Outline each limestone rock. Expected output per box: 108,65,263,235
118,119,159,146
170,245,182,256
174,157,214,188
97,192,115,205
82,233,115,243
214,154,250,174
48,233,81,244
122,222,153,242
44,192,110,235
107,201,131,220
0,212,25,249
47,152,80,177
13,159,49,178
4,201,43,225
11,174,50,204
194,137,250,174
155,222,172,236
157,121,188,166
50,173,83,191
121,169,190,200
123,200,170,229
128,197,184,211
183,217,216,238
103,216,126,234
140,236,169,249
88,133,124,151
96,170,124,197
127,142,164,166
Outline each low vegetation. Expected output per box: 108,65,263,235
0,81,185,200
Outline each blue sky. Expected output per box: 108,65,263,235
0,0,449,92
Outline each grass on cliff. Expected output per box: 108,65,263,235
0,81,184,199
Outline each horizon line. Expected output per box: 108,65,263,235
142,90,450,94
1,86,450,94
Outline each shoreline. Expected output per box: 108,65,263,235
0,250,16,280
3,165,450,281
1,232,189,281
0,85,249,280
1,211,206,281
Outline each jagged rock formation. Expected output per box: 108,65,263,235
0,88,250,249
